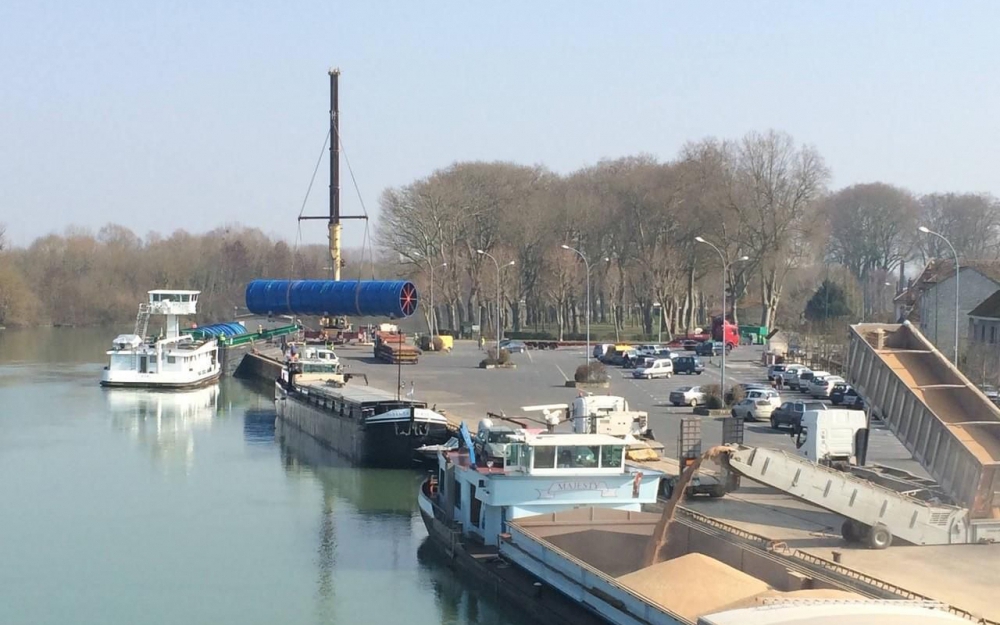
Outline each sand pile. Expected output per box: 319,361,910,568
616,553,770,622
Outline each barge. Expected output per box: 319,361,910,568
419,428,979,625
275,360,450,468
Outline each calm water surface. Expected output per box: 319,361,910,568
0,328,519,625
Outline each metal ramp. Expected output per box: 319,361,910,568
725,445,972,547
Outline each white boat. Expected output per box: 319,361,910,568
100,290,222,389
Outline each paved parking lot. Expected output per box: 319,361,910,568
338,340,925,475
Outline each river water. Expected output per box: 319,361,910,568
0,328,519,625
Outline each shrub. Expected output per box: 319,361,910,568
726,384,746,406
575,362,608,383
479,358,496,368
432,336,445,351
702,384,724,409
486,347,511,365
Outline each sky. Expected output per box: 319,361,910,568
2,1,1000,249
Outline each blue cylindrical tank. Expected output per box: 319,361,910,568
185,322,248,339
245,280,419,319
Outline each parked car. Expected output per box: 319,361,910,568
695,341,725,356
829,382,851,405
653,348,680,360
842,388,864,409
786,367,813,391
781,365,805,388
770,400,827,430
670,386,706,407
633,358,674,380
767,363,786,381
745,388,781,409
620,350,641,368
809,375,844,398
681,339,700,351
731,397,776,422
673,356,705,375
593,343,615,359
499,339,527,354
802,370,831,394
728,383,768,404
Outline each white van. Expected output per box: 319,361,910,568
632,358,674,380
796,409,868,466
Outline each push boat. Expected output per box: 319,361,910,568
274,351,450,468
101,290,223,389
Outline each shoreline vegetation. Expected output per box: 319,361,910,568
2,130,998,335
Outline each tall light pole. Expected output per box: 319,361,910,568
695,236,748,398
561,244,595,365
415,253,447,336
919,226,960,365
653,302,662,344
477,250,514,357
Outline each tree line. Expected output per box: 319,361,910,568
2,128,999,336
0,224,335,327
377,130,1000,340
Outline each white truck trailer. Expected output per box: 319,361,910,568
712,321,1000,549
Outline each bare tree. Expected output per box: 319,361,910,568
826,183,920,317
918,193,1000,261
738,132,828,328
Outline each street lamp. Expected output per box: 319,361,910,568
695,236,749,397
652,302,662,344
415,253,447,336
477,250,515,357
561,244,595,365
919,226,960,365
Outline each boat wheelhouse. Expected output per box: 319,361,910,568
101,290,222,389
419,432,663,547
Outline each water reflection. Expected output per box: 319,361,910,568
106,385,219,473
243,408,276,445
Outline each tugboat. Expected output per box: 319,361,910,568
100,290,222,389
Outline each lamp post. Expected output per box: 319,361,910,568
919,226,960,365
695,236,749,397
653,302,662,344
477,250,515,357
561,244,596,365
415,253,447,336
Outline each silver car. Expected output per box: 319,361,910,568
669,386,706,407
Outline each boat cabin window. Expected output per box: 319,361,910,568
533,445,556,469
522,442,627,472
557,445,600,469
600,445,624,468
507,444,522,468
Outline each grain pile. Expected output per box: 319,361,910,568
717,588,864,612
617,553,770,622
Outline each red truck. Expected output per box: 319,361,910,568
712,317,740,350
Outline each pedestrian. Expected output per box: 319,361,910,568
775,373,783,390
479,336,485,351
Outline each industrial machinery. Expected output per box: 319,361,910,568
521,394,653,439
706,322,1000,549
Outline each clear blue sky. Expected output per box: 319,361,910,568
2,1,999,248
